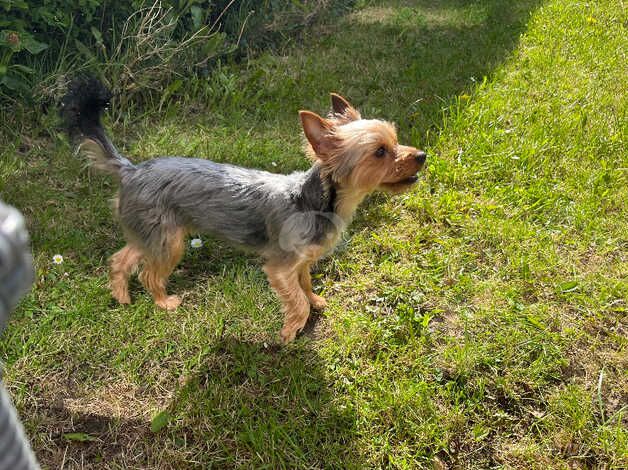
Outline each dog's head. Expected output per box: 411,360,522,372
300,94,426,194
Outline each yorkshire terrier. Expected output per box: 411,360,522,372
61,78,426,343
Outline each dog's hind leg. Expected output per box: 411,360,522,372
110,243,143,304
139,227,186,310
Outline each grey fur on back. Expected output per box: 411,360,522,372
118,157,341,258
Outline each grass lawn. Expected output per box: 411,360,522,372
1,0,626,468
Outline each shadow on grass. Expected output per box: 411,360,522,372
168,338,355,468
37,337,354,468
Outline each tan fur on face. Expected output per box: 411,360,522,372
326,119,423,191
301,97,424,225
325,119,397,186
302,95,423,193
316,121,423,222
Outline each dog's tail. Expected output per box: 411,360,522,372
60,77,135,178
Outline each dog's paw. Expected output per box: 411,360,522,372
280,326,297,344
309,294,327,310
156,295,182,310
113,292,131,305
111,285,131,304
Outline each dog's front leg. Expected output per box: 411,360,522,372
263,261,310,344
298,263,327,310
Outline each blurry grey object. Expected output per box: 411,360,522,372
0,201,40,470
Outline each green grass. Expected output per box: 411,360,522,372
1,0,627,468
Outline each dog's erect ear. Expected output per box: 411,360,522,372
299,111,336,157
331,93,353,114
330,93,361,122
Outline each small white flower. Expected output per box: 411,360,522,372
52,254,64,265
190,238,203,249
271,161,278,167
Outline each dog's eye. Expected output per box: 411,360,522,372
375,146,386,158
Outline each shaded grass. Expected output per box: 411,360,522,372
1,0,627,468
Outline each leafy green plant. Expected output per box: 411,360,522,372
0,29,48,92
0,0,352,97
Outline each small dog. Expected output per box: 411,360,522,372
61,78,425,343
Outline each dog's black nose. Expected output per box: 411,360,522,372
415,151,427,164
